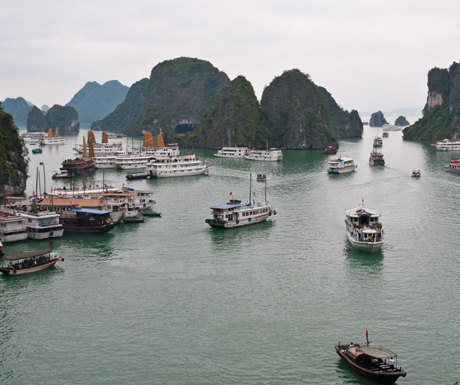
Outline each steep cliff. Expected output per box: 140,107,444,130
125,57,230,142
66,80,129,124
318,87,363,138
260,69,337,150
2,97,33,127
91,78,149,132
179,76,266,148
404,62,460,140
0,103,28,197
369,111,388,127
27,105,80,133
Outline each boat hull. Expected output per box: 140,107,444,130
151,167,209,178
0,232,29,243
335,345,405,385
206,213,272,229
327,166,357,174
27,229,64,240
62,224,115,234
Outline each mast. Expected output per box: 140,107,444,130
265,178,267,203
249,173,252,203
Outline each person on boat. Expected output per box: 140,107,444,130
389,357,395,369
349,342,354,348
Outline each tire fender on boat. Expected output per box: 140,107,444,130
236,220,239,224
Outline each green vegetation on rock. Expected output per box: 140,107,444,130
2,97,32,127
0,103,28,196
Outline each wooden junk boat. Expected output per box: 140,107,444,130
324,146,338,154
59,208,115,234
0,248,63,276
335,342,406,385
61,157,96,176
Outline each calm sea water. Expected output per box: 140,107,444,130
1,123,459,384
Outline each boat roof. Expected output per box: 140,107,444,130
69,208,110,214
345,206,380,217
4,248,52,261
358,345,397,359
210,203,242,210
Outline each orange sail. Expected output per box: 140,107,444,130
89,141,95,158
143,132,154,148
102,131,108,143
87,130,96,145
156,134,165,148
55,127,59,137
82,136,87,157
48,128,52,137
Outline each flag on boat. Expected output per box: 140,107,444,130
49,239,52,247
366,329,369,340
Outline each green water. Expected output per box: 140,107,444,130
1,127,459,384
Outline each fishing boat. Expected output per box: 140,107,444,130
382,131,389,138
59,208,115,234
244,148,283,161
324,146,338,154
345,202,384,252
411,169,421,177
369,149,385,166
126,171,150,180
256,173,267,181
205,175,276,229
39,128,65,145
335,342,406,384
61,157,96,175
214,146,250,158
147,155,210,178
32,148,42,154
0,248,63,276
373,136,383,147
327,156,357,174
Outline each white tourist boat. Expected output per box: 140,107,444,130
435,139,460,151
0,210,28,242
345,202,384,252
20,131,44,142
369,149,385,166
116,154,152,170
327,156,357,174
74,141,123,155
19,211,64,240
214,146,250,158
205,176,276,229
146,155,210,178
122,187,156,212
244,148,283,161
382,123,402,131
94,155,119,169
40,128,65,145
136,144,180,159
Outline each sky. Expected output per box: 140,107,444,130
1,0,459,116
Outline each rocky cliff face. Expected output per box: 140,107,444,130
126,57,230,142
260,69,337,150
0,103,28,197
404,62,460,140
91,78,149,132
66,80,129,124
27,105,80,132
179,76,265,148
369,111,388,127
2,97,32,127
318,87,363,138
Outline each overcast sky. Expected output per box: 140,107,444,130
1,0,459,115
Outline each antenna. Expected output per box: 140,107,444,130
249,173,252,204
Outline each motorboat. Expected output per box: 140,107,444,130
205,174,276,229
146,155,210,178
335,342,406,384
435,139,460,151
256,173,267,181
52,170,74,179
214,146,250,158
445,158,460,172
19,211,64,240
327,156,357,174
382,131,389,138
0,248,64,276
373,136,383,147
244,148,283,161
345,202,384,252
126,171,150,180
32,148,42,154
369,149,385,166
411,169,421,177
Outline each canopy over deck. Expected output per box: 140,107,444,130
358,345,397,359
4,249,52,261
